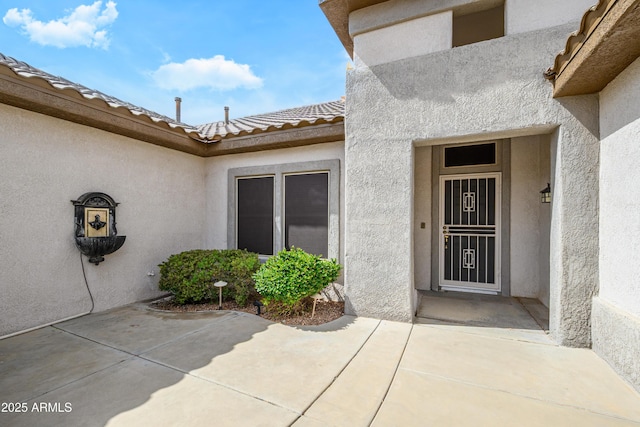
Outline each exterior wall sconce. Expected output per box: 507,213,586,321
72,192,126,265
540,183,551,204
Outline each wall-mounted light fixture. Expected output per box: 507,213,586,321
540,183,551,204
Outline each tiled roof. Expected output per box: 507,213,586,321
544,0,616,81
197,100,345,140
0,52,204,138
544,0,640,97
0,52,345,143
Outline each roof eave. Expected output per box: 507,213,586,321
551,0,640,97
319,0,388,58
0,68,208,156
203,121,345,157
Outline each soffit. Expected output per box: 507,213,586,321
545,0,640,97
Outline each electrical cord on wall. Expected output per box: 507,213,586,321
80,252,95,313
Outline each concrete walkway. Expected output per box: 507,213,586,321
1,302,639,426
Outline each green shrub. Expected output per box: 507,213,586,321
253,247,341,308
158,249,260,306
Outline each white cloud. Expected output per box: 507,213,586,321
3,1,118,49
150,55,263,92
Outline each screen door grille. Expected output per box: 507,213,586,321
441,175,499,288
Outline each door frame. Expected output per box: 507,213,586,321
438,172,502,294
429,141,511,296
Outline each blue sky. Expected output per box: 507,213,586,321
1,1,348,124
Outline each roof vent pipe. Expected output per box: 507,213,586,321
224,106,229,125
175,97,182,122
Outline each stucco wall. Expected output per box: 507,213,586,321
0,104,206,337
204,142,345,264
510,135,551,302
505,0,596,35
353,10,452,67
599,57,640,317
594,56,640,391
413,146,432,290
346,21,599,340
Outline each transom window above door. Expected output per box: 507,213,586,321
444,142,497,168
228,160,340,260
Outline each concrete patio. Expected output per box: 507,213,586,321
1,296,639,427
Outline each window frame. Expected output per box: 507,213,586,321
228,159,340,260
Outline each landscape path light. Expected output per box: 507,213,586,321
214,281,227,310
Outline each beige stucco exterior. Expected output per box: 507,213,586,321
0,103,206,337
323,0,639,391
505,0,598,35
339,0,599,339
0,101,346,338
0,0,638,394
593,56,640,391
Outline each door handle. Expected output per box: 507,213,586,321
443,226,449,250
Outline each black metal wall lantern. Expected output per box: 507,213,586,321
71,192,126,265
540,183,551,204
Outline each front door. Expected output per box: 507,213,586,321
439,173,501,293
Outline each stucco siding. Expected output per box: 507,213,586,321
413,146,432,290
599,56,640,318
510,135,551,300
592,298,640,392
0,104,206,337
346,23,599,338
353,10,452,67
505,0,597,35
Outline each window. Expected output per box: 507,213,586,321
228,160,340,259
237,176,274,255
285,173,329,257
444,143,496,167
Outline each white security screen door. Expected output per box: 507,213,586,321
439,173,501,293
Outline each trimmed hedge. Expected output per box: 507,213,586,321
253,247,341,308
158,249,260,306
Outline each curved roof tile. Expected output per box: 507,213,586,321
197,99,345,140
0,52,345,143
0,52,205,138
545,0,615,80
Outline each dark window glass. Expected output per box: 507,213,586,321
444,143,496,167
285,173,329,257
237,177,274,255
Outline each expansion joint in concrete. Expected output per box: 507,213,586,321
291,319,383,425
369,323,413,426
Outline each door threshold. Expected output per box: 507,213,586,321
440,286,499,295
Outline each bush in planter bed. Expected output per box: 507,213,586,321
253,247,341,309
158,249,260,306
